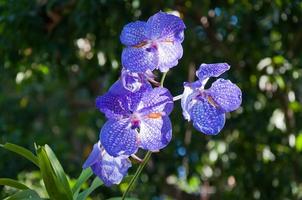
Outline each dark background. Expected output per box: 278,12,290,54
1,0,302,199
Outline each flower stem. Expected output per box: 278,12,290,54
173,94,183,101
160,71,168,87
122,151,152,200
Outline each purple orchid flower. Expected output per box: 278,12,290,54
83,142,131,186
96,80,173,157
181,63,242,135
121,68,156,92
120,11,185,73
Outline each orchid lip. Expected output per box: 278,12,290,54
196,89,219,108
207,96,219,108
129,111,164,129
130,113,141,129
134,38,174,50
133,41,148,48
130,120,140,129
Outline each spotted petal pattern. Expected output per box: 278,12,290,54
100,119,138,157
139,116,172,151
96,92,129,119
121,11,185,73
196,63,230,81
181,62,241,135
96,80,152,118
122,47,158,72
137,87,173,115
190,99,225,135
207,78,242,112
120,21,147,46
146,11,185,42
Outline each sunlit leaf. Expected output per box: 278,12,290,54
36,145,73,200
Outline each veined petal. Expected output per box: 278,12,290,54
82,142,101,169
121,70,144,92
96,80,151,118
120,21,148,46
96,92,130,119
207,78,242,112
106,80,128,96
122,47,158,72
146,11,185,42
181,81,202,121
121,69,153,93
100,119,138,157
124,80,153,112
157,41,183,72
138,116,172,151
136,87,174,115
190,99,225,135
88,146,131,186
196,63,230,81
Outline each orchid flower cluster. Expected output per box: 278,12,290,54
83,11,242,188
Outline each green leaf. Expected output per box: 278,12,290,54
4,189,42,200
76,177,103,200
0,178,29,190
36,145,73,200
72,168,93,199
43,145,73,196
1,143,39,167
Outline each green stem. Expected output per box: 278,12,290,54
122,151,152,200
160,71,168,87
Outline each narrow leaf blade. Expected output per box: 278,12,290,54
76,177,103,200
4,189,42,200
44,145,73,198
0,178,29,190
1,143,39,167
37,145,73,200
72,168,93,199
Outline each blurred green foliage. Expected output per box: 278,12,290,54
1,0,302,199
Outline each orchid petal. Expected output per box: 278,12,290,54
190,98,225,135
137,87,174,115
207,78,242,112
120,21,148,46
146,11,185,42
196,63,230,81
100,119,138,157
122,47,158,72
138,116,172,151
